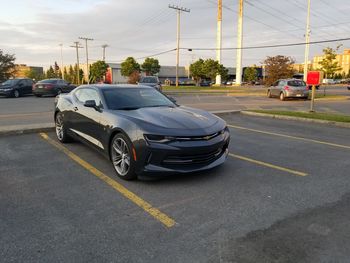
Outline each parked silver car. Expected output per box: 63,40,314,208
267,79,309,101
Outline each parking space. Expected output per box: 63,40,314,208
1,114,350,262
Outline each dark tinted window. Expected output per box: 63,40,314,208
287,80,306,86
102,88,174,110
38,79,58,84
140,77,158,83
1,79,20,85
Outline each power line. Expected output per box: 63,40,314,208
179,37,350,51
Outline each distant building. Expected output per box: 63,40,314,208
293,48,350,77
105,63,238,84
14,64,43,78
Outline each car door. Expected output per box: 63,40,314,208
277,80,286,95
270,81,279,96
70,88,105,150
24,79,33,94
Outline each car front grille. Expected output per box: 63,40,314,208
163,147,224,165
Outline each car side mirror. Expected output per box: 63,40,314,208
84,100,97,108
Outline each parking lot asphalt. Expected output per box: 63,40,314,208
1,114,350,262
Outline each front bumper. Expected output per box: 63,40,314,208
136,130,230,176
0,89,13,96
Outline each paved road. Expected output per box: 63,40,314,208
0,87,349,128
1,114,350,262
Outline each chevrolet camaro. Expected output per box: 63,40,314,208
54,85,230,180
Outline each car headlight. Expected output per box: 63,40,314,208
220,126,229,134
144,134,175,143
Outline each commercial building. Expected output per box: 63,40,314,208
105,63,238,84
293,48,350,77
14,64,44,78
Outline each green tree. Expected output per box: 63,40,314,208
318,47,342,79
67,65,75,83
25,68,44,81
263,55,295,86
0,49,16,82
121,57,140,83
90,60,109,83
189,59,206,86
46,66,56,78
244,66,258,83
141,57,161,76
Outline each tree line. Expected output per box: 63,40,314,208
1,46,348,86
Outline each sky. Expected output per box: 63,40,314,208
1,0,350,69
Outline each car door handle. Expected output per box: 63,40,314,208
73,107,78,111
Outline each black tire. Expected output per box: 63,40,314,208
55,112,72,143
57,89,62,95
13,89,20,98
110,133,137,180
279,92,285,101
35,94,42,97
267,90,272,98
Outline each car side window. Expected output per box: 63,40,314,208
278,80,285,86
75,89,102,106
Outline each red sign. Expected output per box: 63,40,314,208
307,71,323,85
105,67,112,84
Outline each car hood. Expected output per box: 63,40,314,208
114,106,222,131
0,84,13,89
138,83,158,87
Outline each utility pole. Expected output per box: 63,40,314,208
79,37,94,84
102,44,108,61
169,5,190,87
215,0,223,86
59,43,64,80
303,0,311,81
70,42,83,85
235,0,244,86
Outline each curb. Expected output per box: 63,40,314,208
241,111,350,128
0,123,55,137
211,110,241,116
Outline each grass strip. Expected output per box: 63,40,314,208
250,110,350,123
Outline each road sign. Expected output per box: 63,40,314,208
307,71,324,85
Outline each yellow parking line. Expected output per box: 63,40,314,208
229,153,308,177
228,124,350,150
39,132,176,228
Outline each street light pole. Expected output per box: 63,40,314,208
235,0,244,86
102,44,108,61
59,43,64,80
70,42,83,85
303,0,311,81
169,5,190,87
215,0,223,86
79,37,94,84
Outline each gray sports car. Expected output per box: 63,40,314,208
54,84,230,180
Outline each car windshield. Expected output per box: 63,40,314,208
140,77,157,83
288,80,306,86
103,88,175,110
38,79,58,84
1,79,19,85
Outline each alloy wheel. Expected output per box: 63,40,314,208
112,138,131,176
14,90,20,98
55,114,64,141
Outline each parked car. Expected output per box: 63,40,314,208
54,85,230,180
33,78,76,97
267,79,309,101
137,76,162,91
200,80,212,87
0,78,35,98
